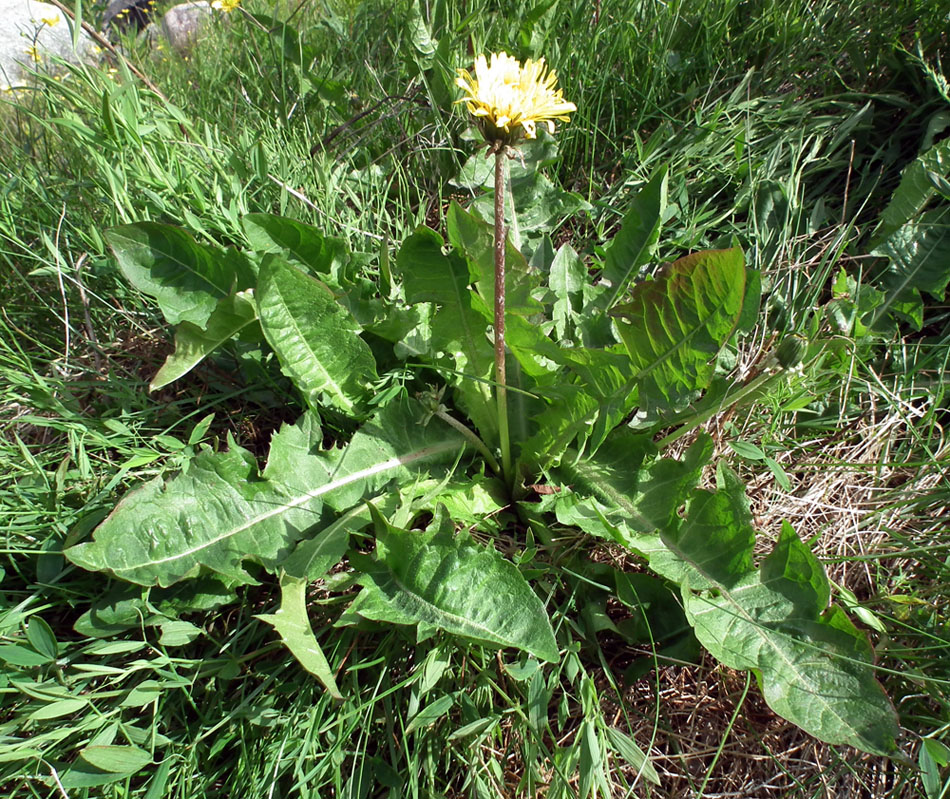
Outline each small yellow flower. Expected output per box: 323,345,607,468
211,0,241,12
456,51,576,143
40,14,60,26
24,45,41,63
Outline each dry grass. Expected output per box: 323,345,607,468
622,659,901,798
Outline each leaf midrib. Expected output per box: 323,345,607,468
111,441,461,576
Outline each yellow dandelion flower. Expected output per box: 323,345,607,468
456,51,576,143
211,0,241,12
24,45,41,63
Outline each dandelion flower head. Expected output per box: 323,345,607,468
211,0,241,12
456,52,576,143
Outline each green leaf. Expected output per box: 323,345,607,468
399,227,496,439
120,681,164,708
549,243,587,341
446,202,542,317
552,432,712,537
281,514,352,581
406,0,436,64
518,384,601,473
516,344,643,472
65,401,465,587
73,596,146,638
61,761,139,790
685,538,898,754
604,727,660,786
764,456,792,491
920,738,950,799
353,507,558,662
611,247,746,411
246,13,316,65
150,290,259,390
188,413,216,446
257,573,342,699
448,716,499,741
106,222,251,327
555,448,898,753
876,138,950,242
870,208,950,329
26,617,58,659
601,166,668,310
28,698,88,719
0,644,52,667
158,620,202,647
578,720,603,799
257,256,378,415
243,213,347,277
471,171,589,243
727,440,766,460
79,745,152,774
636,467,898,755
405,694,456,734
648,466,757,588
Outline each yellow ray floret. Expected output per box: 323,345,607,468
456,52,576,142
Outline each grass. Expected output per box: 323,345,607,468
1,0,949,796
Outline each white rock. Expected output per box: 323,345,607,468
161,1,211,53
0,0,97,90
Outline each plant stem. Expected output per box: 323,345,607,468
493,143,513,486
432,408,501,476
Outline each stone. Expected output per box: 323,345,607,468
0,0,97,90
160,1,211,53
103,0,157,34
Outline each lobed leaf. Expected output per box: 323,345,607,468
601,166,668,310
610,247,746,411
106,222,253,327
150,290,259,390
257,573,342,699
242,213,347,277
555,440,898,754
399,227,497,439
549,243,588,342
65,402,465,587
257,255,378,416
875,138,950,243
352,507,559,663
870,207,950,329
552,432,712,537
627,465,898,755
446,201,542,317
681,520,898,755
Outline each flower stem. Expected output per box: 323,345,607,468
493,143,513,486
